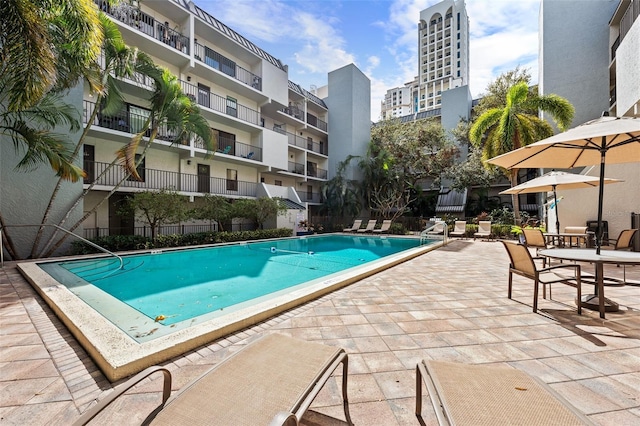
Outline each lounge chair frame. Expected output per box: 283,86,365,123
473,220,492,240
343,219,362,232
357,219,378,233
73,334,353,426
448,221,467,238
416,359,595,425
373,219,392,234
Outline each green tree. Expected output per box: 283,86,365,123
473,66,532,117
119,189,190,240
442,120,502,191
1,0,103,181
361,118,458,220
319,156,361,219
231,198,286,230
470,81,574,221
193,195,233,231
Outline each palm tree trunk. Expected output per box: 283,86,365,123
510,168,522,224
40,127,158,257
29,95,103,258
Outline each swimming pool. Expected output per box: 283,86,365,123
19,234,442,381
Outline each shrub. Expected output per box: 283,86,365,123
389,222,407,235
69,228,293,254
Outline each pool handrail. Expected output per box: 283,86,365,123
0,224,124,270
420,221,448,246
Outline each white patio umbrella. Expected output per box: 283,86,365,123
500,170,623,234
488,116,640,254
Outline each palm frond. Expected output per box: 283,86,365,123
469,108,502,145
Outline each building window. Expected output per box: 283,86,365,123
226,169,238,191
457,32,460,40
457,51,460,58
274,180,282,186
457,70,460,77
457,61,460,67
226,96,237,117
457,13,460,30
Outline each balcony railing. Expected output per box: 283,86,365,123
306,113,327,132
296,191,323,203
286,132,327,155
288,161,304,175
96,52,154,89
307,167,327,180
95,0,189,55
193,42,262,90
83,100,188,145
217,135,262,161
83,160,258,197
180,80,260,126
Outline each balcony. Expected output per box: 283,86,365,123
286,132,327,155
306,113,327,132
306,166,327,180
297,191,323,203
288,161,304,175
84,100,221,150
180,80,260,126
217,135,262,161
83,161,258,197
95,0,189,55
193,42,261,91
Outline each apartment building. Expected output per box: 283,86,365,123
0,0,371,257
539,0,639,236
416,0,469,113
380,86,412,120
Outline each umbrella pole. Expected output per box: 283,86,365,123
553,185,560,233
595,140,607,255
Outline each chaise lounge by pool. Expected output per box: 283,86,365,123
18,234,442,381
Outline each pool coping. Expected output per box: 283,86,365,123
17,235,443,381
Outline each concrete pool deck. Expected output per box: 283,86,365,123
1,239,639,425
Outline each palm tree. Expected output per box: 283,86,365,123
40,64,216,257
1,0,103,182
469,82,574,222
28,14,154,258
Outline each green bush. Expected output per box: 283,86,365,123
69,228,293,254
389,222,407,235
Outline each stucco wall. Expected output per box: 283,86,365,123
1,85,84,259
616,16,640,117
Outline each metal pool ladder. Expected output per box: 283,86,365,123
1,224,124,270
420,221,448,246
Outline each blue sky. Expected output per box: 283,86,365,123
198,0,540,120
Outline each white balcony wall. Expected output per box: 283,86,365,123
261,130,288,170
260,61,289,106
616,20,640,117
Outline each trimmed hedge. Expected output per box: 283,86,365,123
70,228,293,255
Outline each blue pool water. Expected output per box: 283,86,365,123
39,235,430,340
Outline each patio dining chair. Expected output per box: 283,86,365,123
522,228,555,267
73,333,353,426
501,241,582,314
597,229,638,284
416,360,595,425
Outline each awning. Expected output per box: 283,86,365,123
279,199,306,210
435,188,467,213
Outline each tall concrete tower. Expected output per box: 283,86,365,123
416,0,469,113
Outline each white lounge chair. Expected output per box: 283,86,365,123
357,219,378,233
372,220,392,233
343,219,362,232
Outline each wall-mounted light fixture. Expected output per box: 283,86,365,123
187,76,191,82
187,160,191,165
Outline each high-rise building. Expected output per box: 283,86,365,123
380,86,412,120
416,0,469,112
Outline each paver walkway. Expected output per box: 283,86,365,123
1,240,639,425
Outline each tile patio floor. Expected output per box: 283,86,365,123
1,240,639,425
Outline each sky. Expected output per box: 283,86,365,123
197,0,541,121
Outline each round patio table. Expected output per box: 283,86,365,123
539,248,640,319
